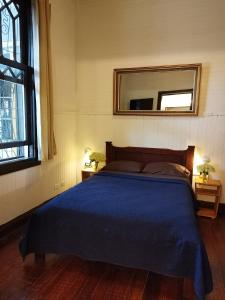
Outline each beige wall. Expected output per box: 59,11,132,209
0,0,77,225
76,0,225,202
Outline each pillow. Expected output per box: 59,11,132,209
102,160,143,173
142,162,190,178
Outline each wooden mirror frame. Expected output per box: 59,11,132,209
113,63,202,116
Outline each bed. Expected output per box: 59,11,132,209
20,142,212,300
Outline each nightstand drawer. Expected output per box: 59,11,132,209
195,188,219,196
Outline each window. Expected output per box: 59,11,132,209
0,0,39,175
157,89,193,111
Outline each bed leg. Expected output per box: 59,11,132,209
35,253,45,263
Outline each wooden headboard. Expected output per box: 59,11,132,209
106,141,195,182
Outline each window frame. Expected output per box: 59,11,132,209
0,0,40,175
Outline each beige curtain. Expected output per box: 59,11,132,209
32,0,56,160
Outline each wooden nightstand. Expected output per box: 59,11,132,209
81,169,97,181
195,178,222,219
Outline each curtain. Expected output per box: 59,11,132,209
32,0,56,161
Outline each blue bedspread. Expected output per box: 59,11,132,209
20,172,212,299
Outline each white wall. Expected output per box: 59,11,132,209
76,0,225,202
0,0,77,225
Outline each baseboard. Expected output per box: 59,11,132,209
0,198,51,240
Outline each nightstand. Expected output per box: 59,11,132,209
195,178,222,219
81,169,97,181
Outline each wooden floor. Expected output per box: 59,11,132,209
0,216,224,300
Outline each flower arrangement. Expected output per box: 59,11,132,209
197,157,215,182
89,152,105,170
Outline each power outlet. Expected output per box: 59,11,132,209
54,183,60,190
60,181,65,188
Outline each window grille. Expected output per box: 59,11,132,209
0,0,39,174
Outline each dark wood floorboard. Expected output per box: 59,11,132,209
197,217,225,300
0,217,224,299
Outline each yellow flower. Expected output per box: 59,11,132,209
197,163,215,175
89,152,105,162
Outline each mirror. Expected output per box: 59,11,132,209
113,64,201,116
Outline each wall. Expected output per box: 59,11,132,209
0,0,77,225
76,0,225,202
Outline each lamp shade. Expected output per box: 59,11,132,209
84,147,92,166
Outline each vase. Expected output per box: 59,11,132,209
95,161,99,171
202,173,209,183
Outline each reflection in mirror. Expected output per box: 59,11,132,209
157,89,193,111
113,64,201,116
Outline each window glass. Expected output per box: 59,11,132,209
161,93,192,111
0,0,39,173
